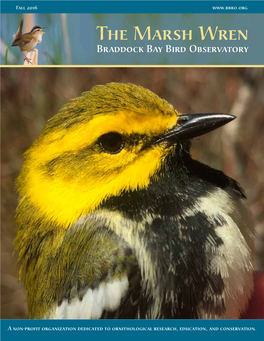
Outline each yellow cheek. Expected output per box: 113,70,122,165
89,146,141,176
20,109,178,228
24,146,167,227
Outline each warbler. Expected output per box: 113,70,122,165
15,83,255,319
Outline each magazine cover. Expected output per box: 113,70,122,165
1,0,264,340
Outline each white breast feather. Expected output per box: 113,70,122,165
195,189,254,319
47,276,129,319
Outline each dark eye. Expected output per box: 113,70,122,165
98,132,124,154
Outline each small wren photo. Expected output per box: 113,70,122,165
1,13,71,65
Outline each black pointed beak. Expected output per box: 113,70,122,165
154,113,236,146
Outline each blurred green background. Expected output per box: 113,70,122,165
1,67,264,318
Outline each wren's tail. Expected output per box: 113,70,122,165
13,19,24,41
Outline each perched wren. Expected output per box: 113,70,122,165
12,19,46,64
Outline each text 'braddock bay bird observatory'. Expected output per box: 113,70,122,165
96,26,249,54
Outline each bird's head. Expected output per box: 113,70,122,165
17,83,234,228
30,26,46,36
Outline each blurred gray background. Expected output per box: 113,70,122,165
1,67,264,318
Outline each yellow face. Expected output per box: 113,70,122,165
17,83,179,227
